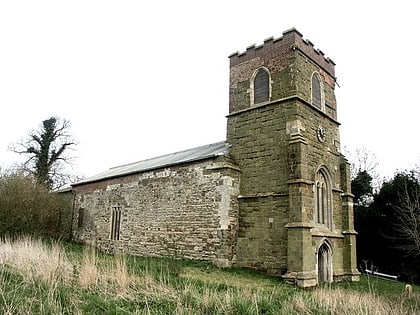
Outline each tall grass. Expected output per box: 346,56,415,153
0,236,72,283
0,236,419,314
288,287,419,315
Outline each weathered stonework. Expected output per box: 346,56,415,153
72,157,240,267
71,28,360,288
226,28,359,287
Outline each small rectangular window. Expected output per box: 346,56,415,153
110,206,122,240
77,208,84,228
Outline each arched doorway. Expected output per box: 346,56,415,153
317,241,332,284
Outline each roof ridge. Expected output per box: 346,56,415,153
109,141,226,170
73,140,228,186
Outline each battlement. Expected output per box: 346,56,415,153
229,28,335,77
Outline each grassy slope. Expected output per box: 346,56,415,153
0,237,419,314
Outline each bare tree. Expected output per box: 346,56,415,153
344,146,382,191
10,117,77,189
393,178,420,258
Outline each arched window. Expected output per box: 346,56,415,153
311,72,323,110
252,68,270,105
315,168,332,229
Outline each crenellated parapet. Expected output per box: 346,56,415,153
229,28,335,78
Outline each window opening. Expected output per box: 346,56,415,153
77,208,84,228
311,72,322,110
253,68,270,104
110,206,122,240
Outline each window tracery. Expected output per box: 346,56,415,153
315,168,332,229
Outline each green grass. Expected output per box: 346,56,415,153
0,236,419,314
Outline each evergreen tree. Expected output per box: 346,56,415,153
368,171,420,283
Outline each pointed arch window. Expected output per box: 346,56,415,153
252,68,270,105
311,72,323,110
315,168,333,229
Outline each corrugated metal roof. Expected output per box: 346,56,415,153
73,141,229,186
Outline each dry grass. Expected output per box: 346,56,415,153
301,287,419,315
0,236,142,313
0,236,419,314
0,235,72,284
0,236,137,294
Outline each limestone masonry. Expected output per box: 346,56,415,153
71,28,360,288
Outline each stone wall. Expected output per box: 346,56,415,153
72,157,240,267
226,28,359,286
70,28,360,287
235,195,289,274
226,98,292,273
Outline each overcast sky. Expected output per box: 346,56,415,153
1,1,419,182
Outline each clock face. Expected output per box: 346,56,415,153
317,126,326,142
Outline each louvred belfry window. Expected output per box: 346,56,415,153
312,73,322,109
254,69,270,104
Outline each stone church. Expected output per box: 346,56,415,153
71,28,360,288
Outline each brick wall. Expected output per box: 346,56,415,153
229,28,336,115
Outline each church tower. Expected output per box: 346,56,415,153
227,28,360,287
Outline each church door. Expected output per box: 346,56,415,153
317,242,332,284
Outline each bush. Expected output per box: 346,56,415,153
0,171,72,238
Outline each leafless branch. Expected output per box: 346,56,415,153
393,179,420,257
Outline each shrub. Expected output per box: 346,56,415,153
0,171,72,238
